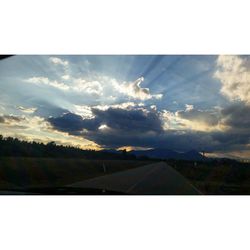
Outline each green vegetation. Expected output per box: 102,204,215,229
169,159,250,194
0,135,138,160
0,157,149,190
1,135,250,194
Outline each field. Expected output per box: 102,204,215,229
1,157,250,194
170,160,250,194
0,157,149,190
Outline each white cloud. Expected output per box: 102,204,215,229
17,106,37,114
25,65,163,103
49,57,69,66
26,77,70,91
98,124,109,130
73,102,145,118
72,78,103,96
62,74,70,80
214,55,250,104
150,105,157,110
73,105,94,119
25,77,103,96
93,102,142,111
185,104,194,111
114,77,163,100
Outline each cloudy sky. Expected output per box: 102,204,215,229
0,55,250,159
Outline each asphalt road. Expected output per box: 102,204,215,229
69,162,201,195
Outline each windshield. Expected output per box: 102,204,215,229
0,55,250,195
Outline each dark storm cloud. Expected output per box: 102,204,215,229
91,108,163,133
47,102,250,153
209,103,250,152
75,125,249,153
83,129,214,151
48,112,100,133
46,106,223,151
221,103,250,130
47,107,166,149
212,131,249,147
175,103,250,134
48,107,163,135
173,103,250,152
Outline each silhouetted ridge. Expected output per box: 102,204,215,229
0,135,136,160
0,135,206,160
129,148,205,161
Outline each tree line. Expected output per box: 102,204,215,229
0,135,143,160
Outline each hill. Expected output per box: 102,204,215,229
0,135,136,160
131,148,205,160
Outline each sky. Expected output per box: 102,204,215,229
0,55,250,159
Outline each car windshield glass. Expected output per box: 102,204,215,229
0,55,250,195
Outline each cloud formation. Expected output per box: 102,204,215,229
25,74,163,103
72,78,103,96
3,102,250,156
177,106,220,127
49,106,163,135
22,57,164,106
220,103,250,131
0,113,99,150
25,76,103,97
0,115,25,124
46,105,234,152
25,77,70,91
2,55,250,158
49,57,69,67
114,77,163,100
161,105,224,132
17,106,37,114
214,55,250,104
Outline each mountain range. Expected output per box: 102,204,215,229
103,148,205,161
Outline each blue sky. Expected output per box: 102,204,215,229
1,55,250,159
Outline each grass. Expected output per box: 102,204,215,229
0,157,149,189
1,157,250,194
170,160,250,194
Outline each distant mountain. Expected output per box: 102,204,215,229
129,148,206,161
130,148,178,158
181,150,205,161
100,147,206,161
130,148,205,161
101,148,205,161
102,149,120,154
